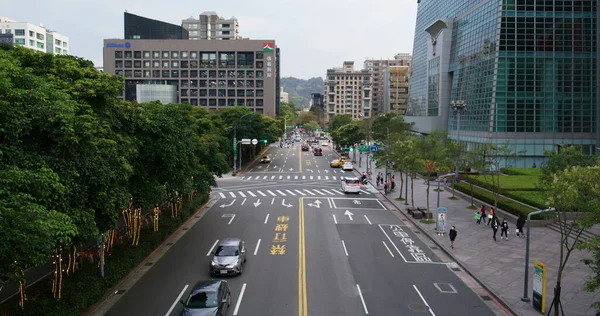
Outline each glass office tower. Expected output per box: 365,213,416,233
407,0,597,166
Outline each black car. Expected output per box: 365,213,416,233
180,280,231,316
313,148,323,156
301,145,310,151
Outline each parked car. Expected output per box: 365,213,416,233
341,177,361,194
342,162,354,171
180,280,231,316
260,156,271,163
209,238,247,276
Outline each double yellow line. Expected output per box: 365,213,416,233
298,197,307,316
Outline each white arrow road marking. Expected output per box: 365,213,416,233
264,214,269,224
165,284,189,316
219,200,236,208
364,215,372,224
229,192,236,198
307,199,322,208
267,190,277,196
295,189,306,196
247,191,257,197
207,239,219,256
254,239,261,255
282,199,293,208
241,198,247,206
257,190,267,197
344,210,354,221
219,192,226,198
286,190,296,196
238,191,247,198
276,190,286,196
222,214,236,224
253,199,262,207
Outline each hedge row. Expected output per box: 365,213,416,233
1,194,209,316
467,175,540,191
454,183,543,219
501,168,544,176
504,190,547,209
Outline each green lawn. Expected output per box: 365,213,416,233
506,190,548,209
501,168,544,176
469,175,539,190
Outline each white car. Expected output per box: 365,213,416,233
342,162,354,171
341,177,361,194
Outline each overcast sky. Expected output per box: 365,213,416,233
4,0,418,79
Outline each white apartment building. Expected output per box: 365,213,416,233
280,87,289,103
324,61,372,121
0,17,69,55
363,53,411,115
182,11,240,40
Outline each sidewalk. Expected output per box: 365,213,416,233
355,161,600,316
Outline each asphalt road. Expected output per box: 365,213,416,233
102,138,498,316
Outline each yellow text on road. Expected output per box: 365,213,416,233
298,197,307,316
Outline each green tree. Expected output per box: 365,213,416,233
415,131,454,211
371,113,413,144
297,111,318,125
308,106,325,126
389,136,420,203
327,114,352,134
546,166,600,316
539,145,596,188
476,141,520,210
302,121,320,135
331,120,365,149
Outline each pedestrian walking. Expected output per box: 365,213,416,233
474,211,482,224
487,207,495,226
491,217,499,241
449,226,457,249
480,205,487,224
376,173,381,187
391,175,395,190
384,181,389,195
516,214,525,237
500,219,509,240
444,177,448,187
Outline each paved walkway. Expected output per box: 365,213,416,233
354,159,600,316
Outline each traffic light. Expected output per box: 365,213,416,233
262,139,267,144
349,147,354,152
316,128,319,132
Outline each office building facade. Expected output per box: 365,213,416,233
364,53,412,115
311,93,325,111
124,12,189,40
182,11,240,40
0,16,68,55
103,39,278,117
383,66,410,114
324,61,372,121
280,87,289,103
407,0,597,166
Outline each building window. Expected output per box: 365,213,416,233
219,52,236,68
201,52,217,68
62,42,68,47
256,71,264,78
200,90,207,97
236,71,245,78
115,60,124,68
256,80,264,88
227,99,235,106
162,51,169,58
200,99,207,106
125,61,132,68
143,51,151,58
171,70,179,78
134,51,141,58
153,61,160,68
29,30,34,37
36,42,44,49
153,51,160,58
29,39,34,46
247,71,254,78
256,90,264,97
125,70,132,78
162,70,170,77
172,61,179,68
124,51,132,58
181,61,189,68
190,70,198,77
171,51,179,58
15,29,25,36
162,61,169,68
190,60,198,68
181,51,188,58
237,52,254,69
143,61,150,68
218,99,226,106
36,33,44,40
256,52,264,60
15,38,25,45
152,70,160,78
181,70,189,77
228,90,235,97
115,70,124,76
115,51,123,58
134,61,141,68
256,61,264,68
134,70,142,78
190,51,198,59
143,70,151,78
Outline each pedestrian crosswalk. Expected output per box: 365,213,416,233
215,187,371,199
239,175,352,181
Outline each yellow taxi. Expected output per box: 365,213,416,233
330,157,346,168
261,156,271,163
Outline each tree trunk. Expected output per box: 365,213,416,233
399,175,404,199
411,175,415,207
426,172,431,211
451,176,456,198
469,183,474,207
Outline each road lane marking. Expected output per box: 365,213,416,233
276,190,286,196
298,146,303,173
286,190,296,196
302,175,306,179
298,197,307,316
267,190,277,196
303,189,316,196
376,200,387,210
233,283,247,315
378,225,408,262
332,189,343,195
295,189,306,196
360,189,369,194
238,191,247,198
356,284,369,314
263,176,268,179
333,176,337,180
271,198,275,205
279,175,283,180
257,190,267,197
318,176,321,180
264,214,270,224
254,239,261,255
321,189,334,195
382,241,394,257
240,198,247,206
287,175,290,179
165,284,189,316
310,176,313,180
255,176,260,180
225,214,236,225
295,175,298,179
413,285,436,316
364,215,372,224
229,192,236,198
328,198,333,208
342,240,349,256
325,176,329,180
207,239,219,256
332,214,338,224
312,189,326,195
219,192,226,198
247,191,256,197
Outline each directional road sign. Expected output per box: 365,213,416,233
371,145,378,152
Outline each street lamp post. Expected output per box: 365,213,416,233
521,207,555,302
450,100,467,183
233,113,252,173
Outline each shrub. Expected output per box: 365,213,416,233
469,175,540,191
454,183,543,219
504,190,547,209
501,168,543,176
2,195,209,316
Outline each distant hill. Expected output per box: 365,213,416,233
281,77,324,109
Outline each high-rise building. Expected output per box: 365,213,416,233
124,12,188,40
0,16,69,55
182,11,240,40
364,53,412,115
280,87,289,103
311,93,325,111
324,61,372,121
383,66,410,114
407,0,597,166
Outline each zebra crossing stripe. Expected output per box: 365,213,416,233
286,190,296,196
333,176,337,180
219,192,226,198
295,189,306,196
302,176,306,180
360,190,369,194
257,190,267,197
287,176,290,179
321,189,334,195
310,176,314,180
304,190,316,196
317,176,321,180
229,192,236,198
325,176,329,180
255,176,260,180
240,177,245,180
263,176,267,179
332,189,344,195
276,190,286,196
238,191,247,198
295,176,298,179
267,190,277,196
279,176,283,180
247,191,257,197
271,176,275,180
312,189,326,195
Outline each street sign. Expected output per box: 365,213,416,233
359,145,370,153
371,145,378,152
533,260,547,313
241,138,251,144
251,138,258,145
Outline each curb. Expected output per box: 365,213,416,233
235,145,271,177
85,198,215,316
371,178,519,315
